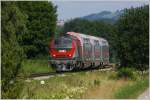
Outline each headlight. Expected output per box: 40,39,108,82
69,54,71,57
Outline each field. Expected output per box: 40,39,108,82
20,65,149,99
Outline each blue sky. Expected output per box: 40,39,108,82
51,0,149,20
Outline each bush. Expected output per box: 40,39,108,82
114,78,149,98
117,67,135,79
108,72,117,80
2,78,24,99
94,79,101,86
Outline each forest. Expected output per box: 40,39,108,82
1,1,149,99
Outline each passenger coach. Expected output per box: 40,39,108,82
49,32,109,71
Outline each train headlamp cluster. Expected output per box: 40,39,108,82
69,54,72,57
52,54,72,57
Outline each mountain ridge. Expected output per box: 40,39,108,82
81,10,124,23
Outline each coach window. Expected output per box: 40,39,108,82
83,38,88,58
102,41,108,59
94,40,100,59
87,39,92,59
83,38,91,60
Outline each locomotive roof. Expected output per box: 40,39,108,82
67,32,108,46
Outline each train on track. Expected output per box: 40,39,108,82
49,32,109,72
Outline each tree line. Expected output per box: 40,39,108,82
1,1,57,98
116,5,149,72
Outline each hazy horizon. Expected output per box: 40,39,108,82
52,0,149,21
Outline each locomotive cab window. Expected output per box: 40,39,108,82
54,36,72,49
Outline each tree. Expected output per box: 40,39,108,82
116,5,149,72
17,1,57,58
1,1,58,98
1,2,27,98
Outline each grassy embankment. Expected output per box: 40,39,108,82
114,73,149,99
20,68,149,99
22,58,54,74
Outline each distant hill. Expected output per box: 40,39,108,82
81,10,124,23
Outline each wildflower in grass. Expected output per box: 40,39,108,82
65,96,69,99
51,95,55,98
61,84,67,89
40,80,45,85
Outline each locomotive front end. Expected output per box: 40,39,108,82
49,35,77,71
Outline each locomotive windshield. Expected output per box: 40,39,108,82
54,36,72,49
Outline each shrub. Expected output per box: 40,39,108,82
117,67,135,79
108,72,117,80
1,76,24,99
94,79,101,86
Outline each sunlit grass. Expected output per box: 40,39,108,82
22,59,54,74
114,76,149,99
21,69,149,99
21,70,112,99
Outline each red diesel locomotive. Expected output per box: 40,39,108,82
49,32,109,71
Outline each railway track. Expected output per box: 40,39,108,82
29,64,114,79
30,72,56,78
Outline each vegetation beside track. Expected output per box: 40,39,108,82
20,69,149,99
114,76,149,99
22,59,54,75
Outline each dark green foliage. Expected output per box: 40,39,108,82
115,5,149,71
2,78,24,99
1,2,26,98
117,67,135,79
17,1,57,58
64,18,112,37
1,1,57,98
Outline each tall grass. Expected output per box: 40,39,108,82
21,70,110,99
21,68,149,99
114,77,149,99
22,59,54,74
